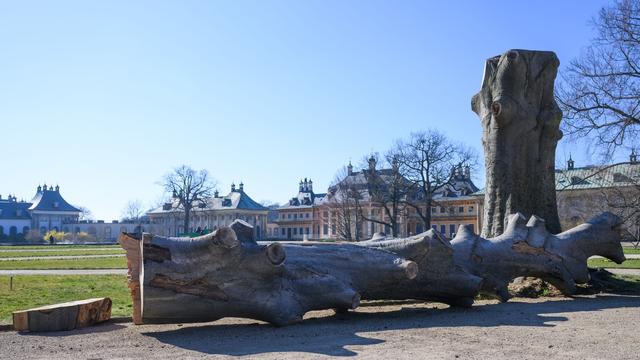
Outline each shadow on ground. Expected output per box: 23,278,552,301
142,294,639,357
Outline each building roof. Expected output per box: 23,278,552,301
0,196,32,220
279,178,327,209
28,185,81,213
326,162,479,203
470,161,639,195
148,185,268,214
555,162,640,191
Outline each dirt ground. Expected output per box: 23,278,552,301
1,294,638,359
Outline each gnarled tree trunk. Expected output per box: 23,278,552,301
472,49,563,237
119,220,418,326
119,212,624,326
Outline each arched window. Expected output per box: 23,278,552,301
9,226,18,237
22,226,30,235
0,226,4,235
104,227,112,239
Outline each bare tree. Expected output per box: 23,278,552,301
122,200,146,231
161,165,216,234
605,181,640,248
393,130,477,230
359,153,406,238
326,166,364,241
557,0,640,156
77,206,93,221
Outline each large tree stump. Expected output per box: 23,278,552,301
472,49,563,237
12,298,112,332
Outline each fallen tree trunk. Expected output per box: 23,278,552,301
119,220,418,326
119,212,624,326
361,212,624,303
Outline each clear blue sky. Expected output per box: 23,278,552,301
0,0,614,220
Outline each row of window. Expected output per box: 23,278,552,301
281,212,312,220
430,206,475,214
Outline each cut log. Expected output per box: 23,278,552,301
12,298,112,332
472,49,563,237
119,220,418,326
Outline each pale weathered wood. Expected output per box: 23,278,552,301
472,49,563,237
118,232,145,324
12,297,112,332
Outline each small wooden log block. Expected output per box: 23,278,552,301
12,297,112,332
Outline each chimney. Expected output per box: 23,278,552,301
299,180,304,192
214,190,219,198
239,182,244,192
231,182,236,192
55,185,59,192
37,185,42,193
308,179,313,192
631,149,638,164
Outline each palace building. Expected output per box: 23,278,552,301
0,184,81,240
148,182,269,239
270,159,480,241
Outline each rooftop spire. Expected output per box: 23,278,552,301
567,154,575,170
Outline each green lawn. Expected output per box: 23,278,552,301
0,249,125,258
0,257,127,270
0,244,120,250
588,258,640,269
0,275,130,324
623,247,640,255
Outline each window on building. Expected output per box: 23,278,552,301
469,206,474,213
293,228,298,235
449,224,456,237
288,214,292,219
431,225,437,231
323,224,328,235
305,213,310,218
299,227,303,235
458,206,464,213
323,211,329,218
305,227,309,234
281,228,285,236
331,224,336,234
431,207,437,214
440,207,445,213
440,224,446,235
469,224,474,233
294,214,298,219
0,226,4,235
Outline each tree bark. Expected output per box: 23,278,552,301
119,220,417,326
472,49,563,237
119,212,624,326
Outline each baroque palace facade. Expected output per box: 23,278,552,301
0,184,147,242
270,159,480,241
148,182,269,240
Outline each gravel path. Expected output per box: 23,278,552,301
0,269,127,275
0,295,638,359
0,254,125,261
